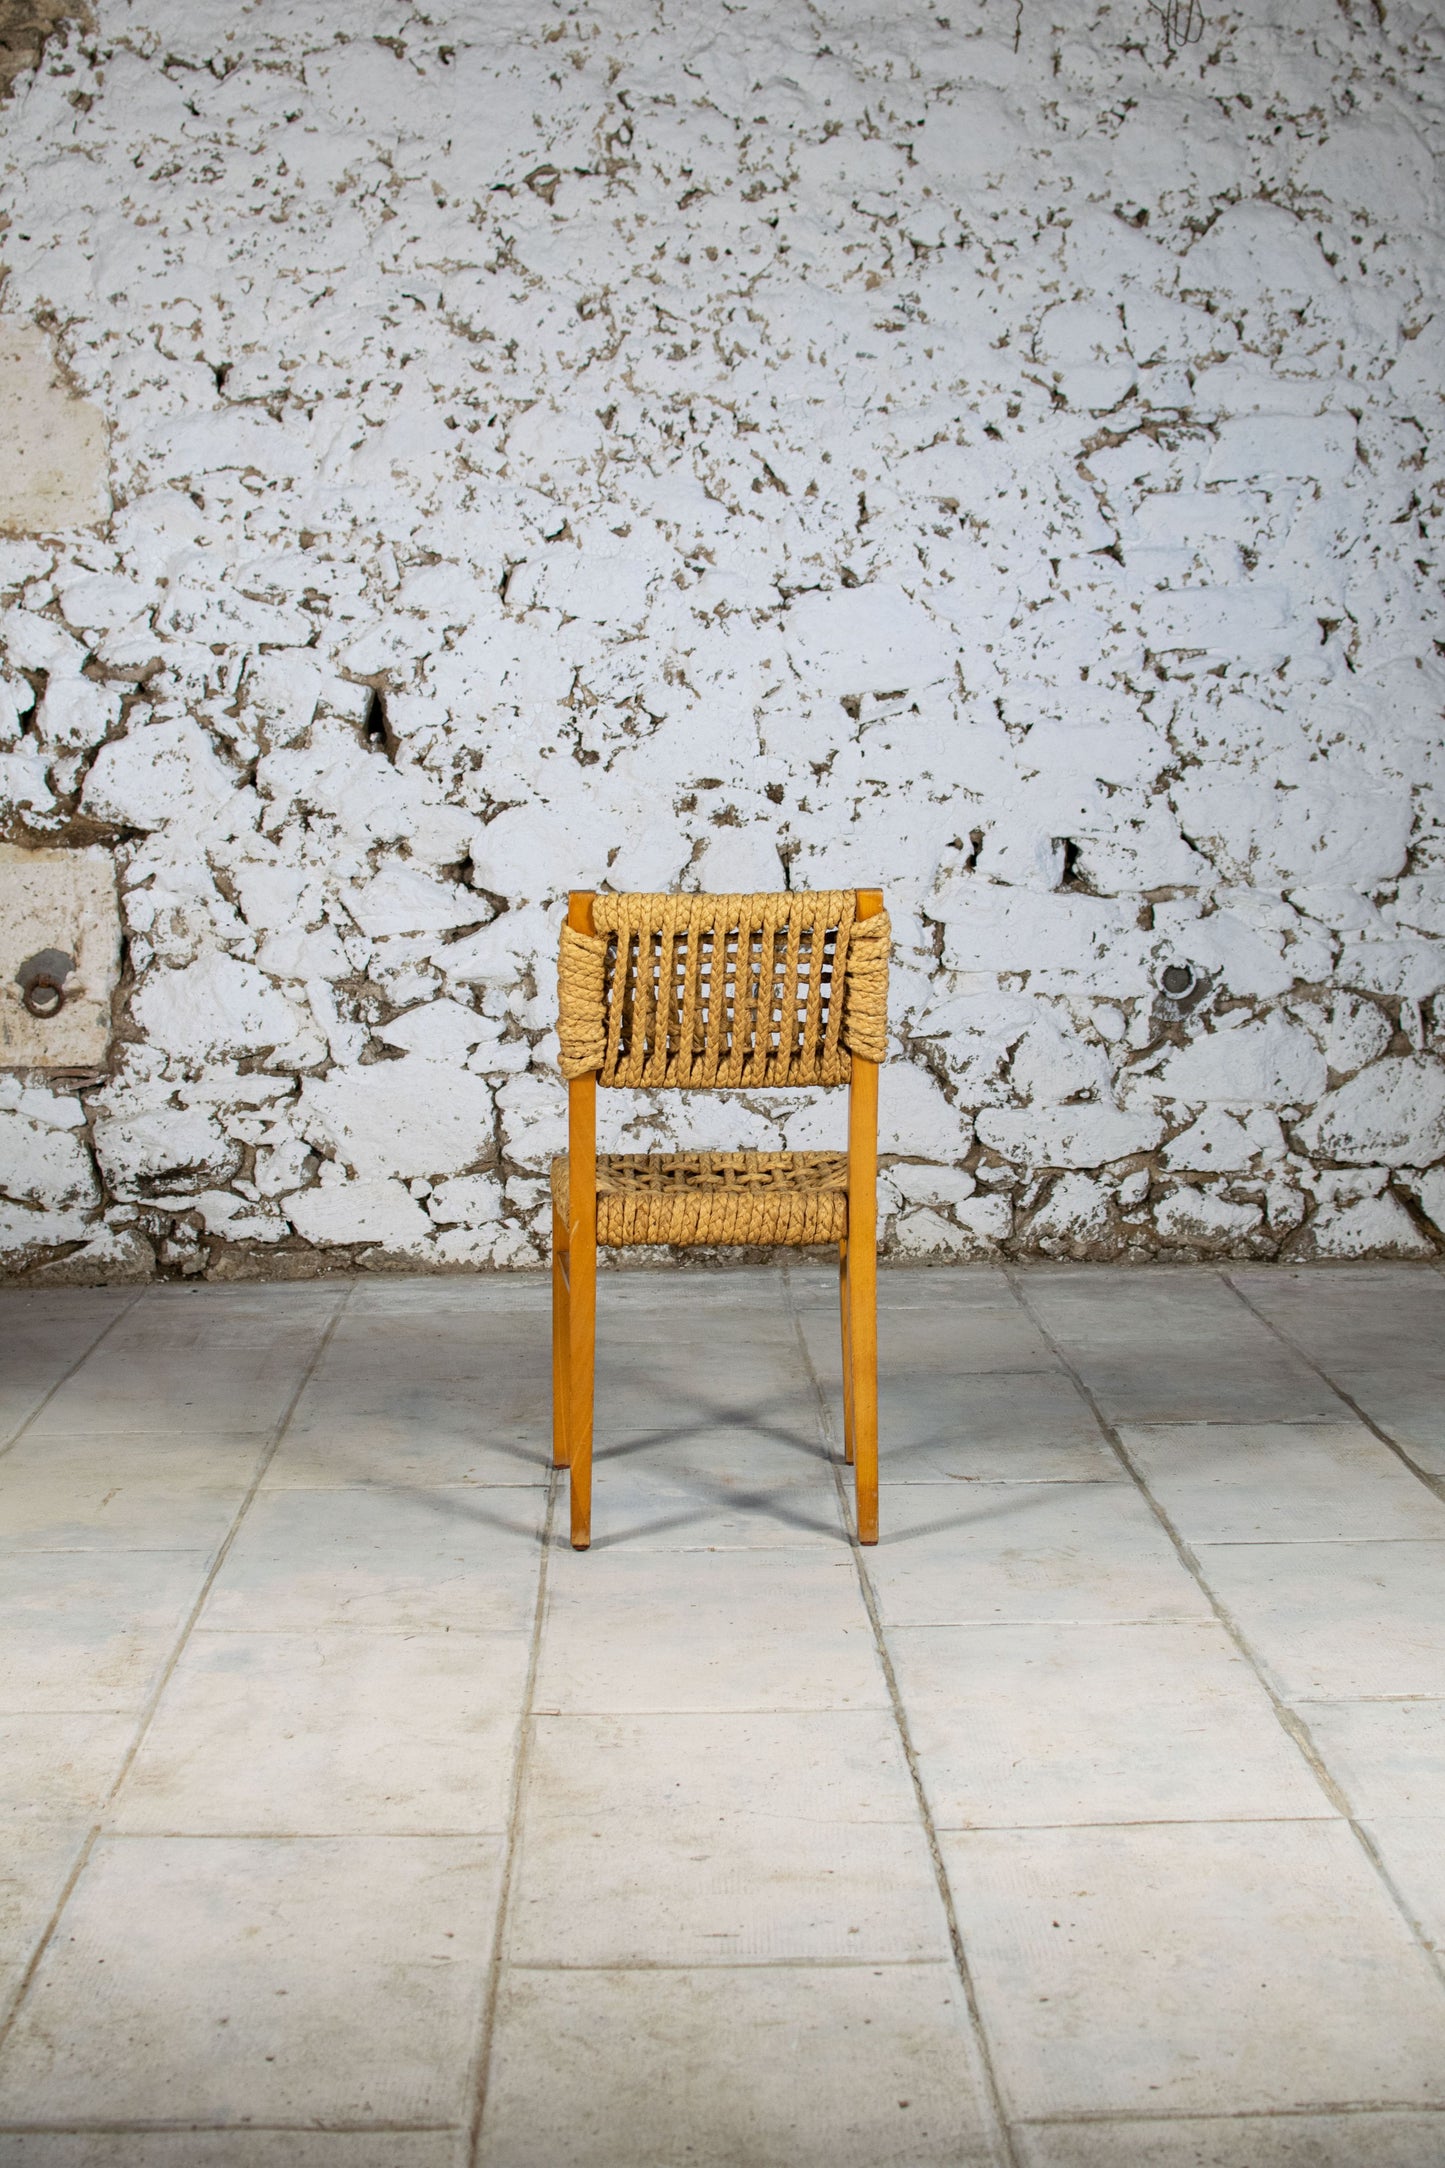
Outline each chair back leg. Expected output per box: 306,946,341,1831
838,1239,855,1467
567,1234,596,1549
845,1231,878,1544
551,1206,571,1468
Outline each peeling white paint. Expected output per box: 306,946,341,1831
0,0,1441,1278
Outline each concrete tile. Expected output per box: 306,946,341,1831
1224,1272,1445,1472
1364,1817,1445,1954
591,1406,834,1486
113,1630,530,1834
1309,1377,1445,1476
28,1288,344,1438
1195,1540,1445,1700
0,1291,136,1446
892,1621,1326,1827
347,1269,544,1315
597,1326,812,1404
568,1464,846,1550
1228,1265,1445,1379
0,1432,264,1550
865,1481,1212,1628
943,1820,1445,2119
0,1713,135,1822
590,1321,834,1482
511,1711,948,1966
266,1376,546,1489
537,1548,882,1712
1301,1699,1445,1817
1015,1270,1344,1425
200,1484,543,1635
595,1264,792,1322
600,1298,801,1363
0,1548,209,1713
1013,2112,1445,2168
1120,1421,1445,1543
803,1362,1123,1486
2,1719,135,2009
477,1963,1005,2168
316,1304,550,1382
0,2140,461,2167
795,1266,1059,1372
1230,1266,1445,1474
0,1834,502,2126
0,1824,92,2012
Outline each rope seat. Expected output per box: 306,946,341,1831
551,1150,849,1248
558,890,890,1087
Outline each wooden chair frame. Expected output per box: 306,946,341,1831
551,888,883,1550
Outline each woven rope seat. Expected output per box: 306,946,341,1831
551,1149,849,1248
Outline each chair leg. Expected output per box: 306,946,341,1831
846,1226,878,1545
838,1239,855,1466
551,1208,571,1469
568,1233,596,1550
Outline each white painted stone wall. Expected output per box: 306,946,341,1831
0,0,1442,1280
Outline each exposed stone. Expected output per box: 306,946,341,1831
1305,1187,1436,1260
0,844,120,1067
296,1056,497,1184
1150,1017,1329,1109
0,319,109,535
977,1104,1164,1170
1026,1173,1113,1250
287,1175,434,1253
1296,1060,1445,1172
1407,1169,1445,1239
129,953,316,1070
1162,1109,1282,1174
1154,1188,1263,1245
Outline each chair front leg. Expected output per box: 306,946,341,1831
838,1238,855,1466
846,1222,878,1545
568,1230,596,1549
551,1206,571,1468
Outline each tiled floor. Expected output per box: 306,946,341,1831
1,1262,1444,2167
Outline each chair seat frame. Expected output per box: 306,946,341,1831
551,887,883,1550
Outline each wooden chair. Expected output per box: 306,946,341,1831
551,888,889,1550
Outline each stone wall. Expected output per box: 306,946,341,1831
0,0,1442,1282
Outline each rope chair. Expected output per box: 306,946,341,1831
552,888,889,1549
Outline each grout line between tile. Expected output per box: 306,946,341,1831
784,1258,1021,2168
1003,1265,1445,2007
502,1956,959,1973
1220,1269,1445,1504
932,1813,1341,1833
0,1278,357,2062
95,1828,511,1842
1014,2101,1445,2127
0,1286,148,1461
0,2120,458,2137
1193,1536,1445,1547
462,1446,558,2168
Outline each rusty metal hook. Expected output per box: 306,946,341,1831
22,975,66,1020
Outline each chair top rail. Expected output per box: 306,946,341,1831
558,887,888,1089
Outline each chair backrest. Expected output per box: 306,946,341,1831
558,889,889,1089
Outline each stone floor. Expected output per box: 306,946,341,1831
1,1261,1444,2167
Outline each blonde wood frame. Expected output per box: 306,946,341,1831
552,887,883,1551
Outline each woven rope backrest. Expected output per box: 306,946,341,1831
558,891,889,1087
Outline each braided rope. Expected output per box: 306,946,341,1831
557,920,608,1078
556,891,889,1086
551,1150,849,1246
838,908,889,1064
